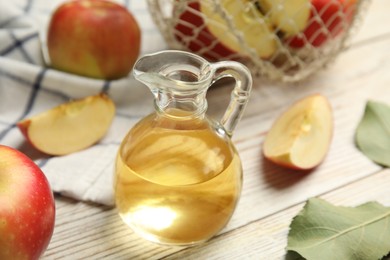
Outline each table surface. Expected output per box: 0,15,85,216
42,1,390,259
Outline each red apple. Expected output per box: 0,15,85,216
174,1,277,60
47,0,141,79
0,145,55,259
288,0,357,48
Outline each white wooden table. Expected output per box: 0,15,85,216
43,1,390,259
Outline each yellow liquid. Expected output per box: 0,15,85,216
114,113,242,245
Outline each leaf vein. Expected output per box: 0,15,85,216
370,103,390,135
295,210,390,250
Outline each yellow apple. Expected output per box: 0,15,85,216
18,93,115,156
263,94,333,170
257,0,311,36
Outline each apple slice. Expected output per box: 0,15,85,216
201,0,278,59
174,1,234,60
18,93,115,156
257,0,311,36
263,94,333,170
174,1,277,60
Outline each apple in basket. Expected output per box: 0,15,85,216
174,0,310,60
263,94,333,170
18,93,115,156
256,0,311,37
288,0,358,48
174,0,278,60
47,0,141,79
0,145,55,259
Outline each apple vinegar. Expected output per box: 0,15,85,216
115,50,252,245
114,113,242,245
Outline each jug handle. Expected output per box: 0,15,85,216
211,61,252,137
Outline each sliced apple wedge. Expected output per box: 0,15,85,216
258,0,311,36
200,0,278,59
263,94,333,170
174,1,230,60
18,93,115,156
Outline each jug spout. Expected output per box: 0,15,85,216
132,53,164,89
133,50,215,117
133,50,213,92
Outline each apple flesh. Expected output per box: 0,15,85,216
174,0,277,60
258,0,311,36
0,145,55,259
18,93,115,156
47,0,141,79
288,0,357,48
263,94,333,170
174,1,233,60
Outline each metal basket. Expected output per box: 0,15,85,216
147,0,369,82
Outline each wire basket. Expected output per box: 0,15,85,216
147,0,369,82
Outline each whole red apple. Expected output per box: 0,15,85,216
0,145,55,260
288,0,357,48
47,0,141,80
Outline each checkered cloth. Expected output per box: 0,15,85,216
0,0,166,206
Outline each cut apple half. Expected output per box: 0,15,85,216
258,0,311,36
200,0,278,59
174,1,233,60
18,93,115,156
263,94,333,170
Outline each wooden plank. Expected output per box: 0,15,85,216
350,0,390,44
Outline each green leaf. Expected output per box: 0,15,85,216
287,198,390,260
355,101,390,167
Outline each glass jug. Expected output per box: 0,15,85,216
114,50,252,246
